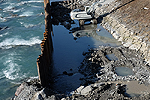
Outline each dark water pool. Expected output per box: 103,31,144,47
51,20,121,94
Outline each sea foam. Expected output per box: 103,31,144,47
20,22,35,28
2,52,22,80
0,36,41,49
19,11,34,17
0,32,9,37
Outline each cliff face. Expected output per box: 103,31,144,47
96,0,150,64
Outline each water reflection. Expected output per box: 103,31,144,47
70,21,121,46
51,21,121,94
51,4,121,93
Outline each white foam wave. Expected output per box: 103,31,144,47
20,22,35,28
3,53,26,80
3,61,20,80
19,11,34,17
27,76,39,82
2,0,43,14
3,6,21,13
0,17,7,22
26,1,44,3
2,52,21,80
0,76,5,80
18,0,43,4
15,0,43,8
0,32,9,37
2,2,21,14
0,36,41,49
3,4,15,11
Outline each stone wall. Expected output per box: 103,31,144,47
95,0,150,64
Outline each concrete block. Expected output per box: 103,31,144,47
76,86,84,93
81,85,92,95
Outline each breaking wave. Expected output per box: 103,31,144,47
0,36,41,49
3,60,20,80
19,11,34,17
2,0,43,17
0,32,9,37
2,52,26,80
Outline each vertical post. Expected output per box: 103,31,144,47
44,0,53,52
37,0,53,87
44,0,50,32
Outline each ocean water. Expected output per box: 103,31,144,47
0,0,45,99
0,0,121,99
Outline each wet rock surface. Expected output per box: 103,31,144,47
13,78,65,100
0,26,8,30
60,46,150,100
13,46,150,100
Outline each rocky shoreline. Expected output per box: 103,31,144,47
13,46,150,100
13,0,150,99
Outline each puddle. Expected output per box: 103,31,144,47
106,54,118,61
51,20,121,94
125,93,141,97
125,81,150,97
52,73,84,94
115,67,134,76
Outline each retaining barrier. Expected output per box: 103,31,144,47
36,0,53,87
36,0,78,87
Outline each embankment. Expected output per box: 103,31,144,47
95,0,150,64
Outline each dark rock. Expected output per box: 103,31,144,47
63,71,73,76
116,84,126,95
67,73,73,76
63,71,68,75
0,26,8,30
74,37,77,40
76,33,80,37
